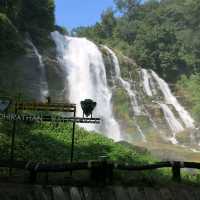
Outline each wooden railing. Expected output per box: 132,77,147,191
0,159,200,183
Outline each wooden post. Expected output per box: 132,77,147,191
9,102,17,176
70,107,76,162
29,171,37,183
90,156,113,183
70,107,76,175
172,162,181,182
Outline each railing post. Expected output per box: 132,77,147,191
70,107,76,163
90,156,113,184
172,162,181,182
29,171,37,183
70,106,76,175
9,102,17,176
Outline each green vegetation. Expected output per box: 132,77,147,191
1,121,200,185
177,74,200,121
55,25,69,35
0,121,154,163
19,0,55,46
0,0,55,57
0,13,24,58
74,0,200,82
112,87,138,135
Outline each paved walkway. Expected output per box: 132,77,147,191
0,184,199,200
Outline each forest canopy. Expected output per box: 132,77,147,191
74,0,200,82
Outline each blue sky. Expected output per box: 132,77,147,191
55,0,115,30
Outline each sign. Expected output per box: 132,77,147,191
16,102,76,112
0,100,100,124
0,113,100,124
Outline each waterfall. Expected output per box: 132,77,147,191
102,46,141,116
51,31,121,141
151,70,195,129
120,80,141,116
50,31,196,147
102,46,146,142
135,123,147,142
159,103,184,144
26,39,49,101
141,69,153,97
159,103,184,133
142,69,194,142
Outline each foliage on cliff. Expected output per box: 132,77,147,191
74,0,200,82
177,74,200,121
0,0,55,57
0,13,24,58
19,0,55,46
0,121,153,163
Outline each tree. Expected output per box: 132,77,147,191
19,0,55,45
75,0,200,81
101,8,116,38
0,13,24,58
114,0,141,18
19,0,54,32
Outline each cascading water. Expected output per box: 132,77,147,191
159,103,184,133
141,69,194,142
141,69,153,97
159,103,184,144
103,46,194,144
26,39,49,101
140,68,159,129
102,46,141,116
151,70,195,129
51,31,121,141
102,46,146,142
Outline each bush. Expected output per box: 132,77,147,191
177,74,200,121
0,121,153,163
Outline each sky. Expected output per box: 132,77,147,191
55,0,115,30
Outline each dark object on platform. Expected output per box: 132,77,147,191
0,99,11,113
46,96,51,104
81,99,96,117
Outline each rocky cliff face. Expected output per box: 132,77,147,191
0,33,66,102
0,38,41,100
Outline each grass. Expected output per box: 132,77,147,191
0,120,154,163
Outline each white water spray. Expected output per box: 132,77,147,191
51,31,121,141
151,70,195,129
141,69,153,97
159,103,184,144
159,103,184,133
